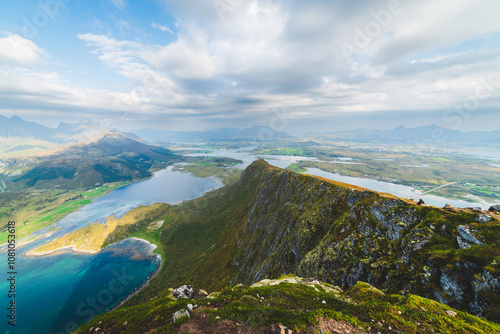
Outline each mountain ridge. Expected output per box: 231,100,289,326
306,125,500,145
134,125,294,143
11,133,181,189
57,159,500,331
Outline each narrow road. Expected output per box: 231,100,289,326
420,182,459,196
0,180,5,192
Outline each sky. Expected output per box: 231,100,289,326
0,0,500,133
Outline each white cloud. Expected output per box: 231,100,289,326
72,0,500,124
109,0,126,10
0,34,47,66
141,24,217,79
151,22,174,34
3,0,500,130
370,0,500,64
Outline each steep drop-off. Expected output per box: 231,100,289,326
79,159,500,329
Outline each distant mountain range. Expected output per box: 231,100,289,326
308,125,500,146
134,125,294,142
2,115,499,150
0,115,59,141
0,115,143,155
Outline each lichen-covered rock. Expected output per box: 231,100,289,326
172,309,190,323
473,270,500,292
440,271,465,303
172,285,207,299
370,200,418,240
457,225,484,246
476,214,492,223
173,285,195,299
456,236,472,249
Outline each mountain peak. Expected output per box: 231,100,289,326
9,115,24,122
92,132,136,145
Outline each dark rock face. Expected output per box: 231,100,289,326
489,205,500,213
231,160,500,321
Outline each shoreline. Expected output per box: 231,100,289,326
23,235,157,258
108,237,162,312
23,245,97,257
23,236,163,312
1,181,131,250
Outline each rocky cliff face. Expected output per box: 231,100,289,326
98,159,500,324
231,160,500,321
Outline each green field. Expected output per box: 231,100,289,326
173,157,243,185
28,203,168,255
0,182,128,244
258,147,311,156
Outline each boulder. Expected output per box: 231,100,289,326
172,309,190,323
476,215,492,223
489,205,500,213
172,285,194,299
457,225,484,246
172,284,208,299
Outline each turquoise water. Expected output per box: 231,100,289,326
0,167,220,334
1,239,158,334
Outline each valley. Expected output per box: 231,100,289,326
56,159,500,333
0,118,499,334
252,143,500,204
2,2,500,332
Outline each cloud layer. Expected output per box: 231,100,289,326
1,0,500,131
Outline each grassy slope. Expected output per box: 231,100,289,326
74,276,500,334
27,203,168,255
42,160,497,332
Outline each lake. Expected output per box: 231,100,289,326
1,150,496,333
0,167,220,334
26,166,221,249
303,168,498,209
185,147,321,169
188,148,498,209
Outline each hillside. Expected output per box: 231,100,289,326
74,275,500,334
62,159,500,333
11,133,181,189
